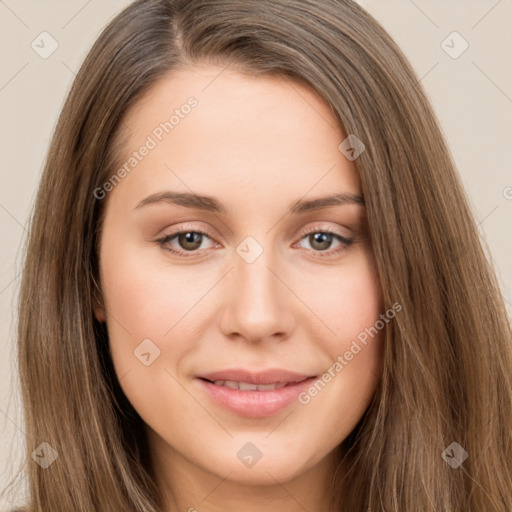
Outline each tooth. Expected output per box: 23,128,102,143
239,382,259,391
256,384,276,391
211,380,290,391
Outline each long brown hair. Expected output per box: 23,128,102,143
4,0,512,510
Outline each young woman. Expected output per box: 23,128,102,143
5,0,512,510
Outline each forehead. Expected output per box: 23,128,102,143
109,63,361,211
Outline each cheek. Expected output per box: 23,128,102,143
98,237,187,376
99,246,203,426
295,249,385,416
301,247,384,349
100,238,210,337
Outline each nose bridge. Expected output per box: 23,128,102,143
218,237,294,342
237,251,278,308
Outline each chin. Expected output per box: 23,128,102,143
199,438,324,485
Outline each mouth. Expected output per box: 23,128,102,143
195,369,317,418
201,379,292,391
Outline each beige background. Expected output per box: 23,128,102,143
1,0,511,507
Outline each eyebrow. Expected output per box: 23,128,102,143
134,191,365,214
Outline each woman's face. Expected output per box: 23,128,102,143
96,64,384,503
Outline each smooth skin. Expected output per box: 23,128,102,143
95,64,385,512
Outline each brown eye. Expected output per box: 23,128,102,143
296,229,353,258
177,232,203,251
308,232,334,251
157,229,215,257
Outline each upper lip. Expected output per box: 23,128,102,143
197,369,315,385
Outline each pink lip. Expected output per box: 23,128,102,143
196,368,316,418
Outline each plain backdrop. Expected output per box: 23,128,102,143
1,0,511,508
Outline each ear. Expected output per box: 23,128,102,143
93,301,106,323
92,274,106,323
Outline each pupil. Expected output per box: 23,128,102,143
310,232,332,251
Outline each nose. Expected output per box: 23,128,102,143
218,244,296,344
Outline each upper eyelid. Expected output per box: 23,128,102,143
158,225,353,252
159,223,352,243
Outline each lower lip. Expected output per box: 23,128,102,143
196,377,316,418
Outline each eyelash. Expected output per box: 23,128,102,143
155,225,354,259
